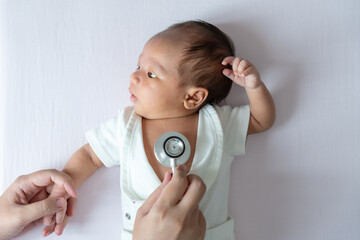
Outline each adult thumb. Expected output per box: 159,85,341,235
20,197,66,225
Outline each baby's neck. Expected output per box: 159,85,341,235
142,111,199,132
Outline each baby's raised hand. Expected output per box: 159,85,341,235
222,56,261,90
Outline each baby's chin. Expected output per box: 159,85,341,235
133,103,195,120
132,105,157,119
133,109,165,120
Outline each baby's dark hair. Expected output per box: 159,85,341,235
161,20,235,106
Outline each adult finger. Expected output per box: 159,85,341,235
48,183,70,224
137,171,172,216
20,197,66,226
186,206,206,239
55,200,67,224
198,210,206,238
155,165,188,208
179,174,206,212
21,170,78,198
29,189,52,226
46,183,54,194
29,188,48,203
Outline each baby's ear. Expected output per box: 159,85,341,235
184,87,208,110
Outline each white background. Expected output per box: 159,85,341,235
0,0,359,239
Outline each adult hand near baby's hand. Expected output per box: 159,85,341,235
41,181,78,236
133,165,206,240
0,169,77,240
222,56,262,90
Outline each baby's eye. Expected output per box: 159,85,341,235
147,72,157,78
136,65,140,70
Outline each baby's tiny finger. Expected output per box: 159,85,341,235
55,215,69,236
242,66,254,77
67,197,78,217
42,223,56,237
232,58,241,73
222,56,235,65
222,69,235,81
43,214,54,226
237,59,249,74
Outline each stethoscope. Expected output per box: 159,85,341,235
154,132,191,174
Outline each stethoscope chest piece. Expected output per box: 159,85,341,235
154,132,191,171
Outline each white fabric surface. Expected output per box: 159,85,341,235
1,0,359,240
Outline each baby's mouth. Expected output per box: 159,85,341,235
129,92,138,102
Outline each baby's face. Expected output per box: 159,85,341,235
129,36,189,119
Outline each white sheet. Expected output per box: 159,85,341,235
1,0,359,239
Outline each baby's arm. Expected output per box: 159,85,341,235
42,143,104,236
222,57,276,134
62,143,104,188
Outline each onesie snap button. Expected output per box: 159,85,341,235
125,213,131,220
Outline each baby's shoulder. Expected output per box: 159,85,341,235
204,103,233,116
211,104,249,113
205,104,250,124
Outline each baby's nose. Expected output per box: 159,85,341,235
130,72,140,85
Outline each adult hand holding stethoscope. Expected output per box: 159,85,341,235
133,165,206,240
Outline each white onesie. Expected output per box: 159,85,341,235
86,104,250,240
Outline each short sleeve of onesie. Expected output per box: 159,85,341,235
85,107,133,167
214,104,250,157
